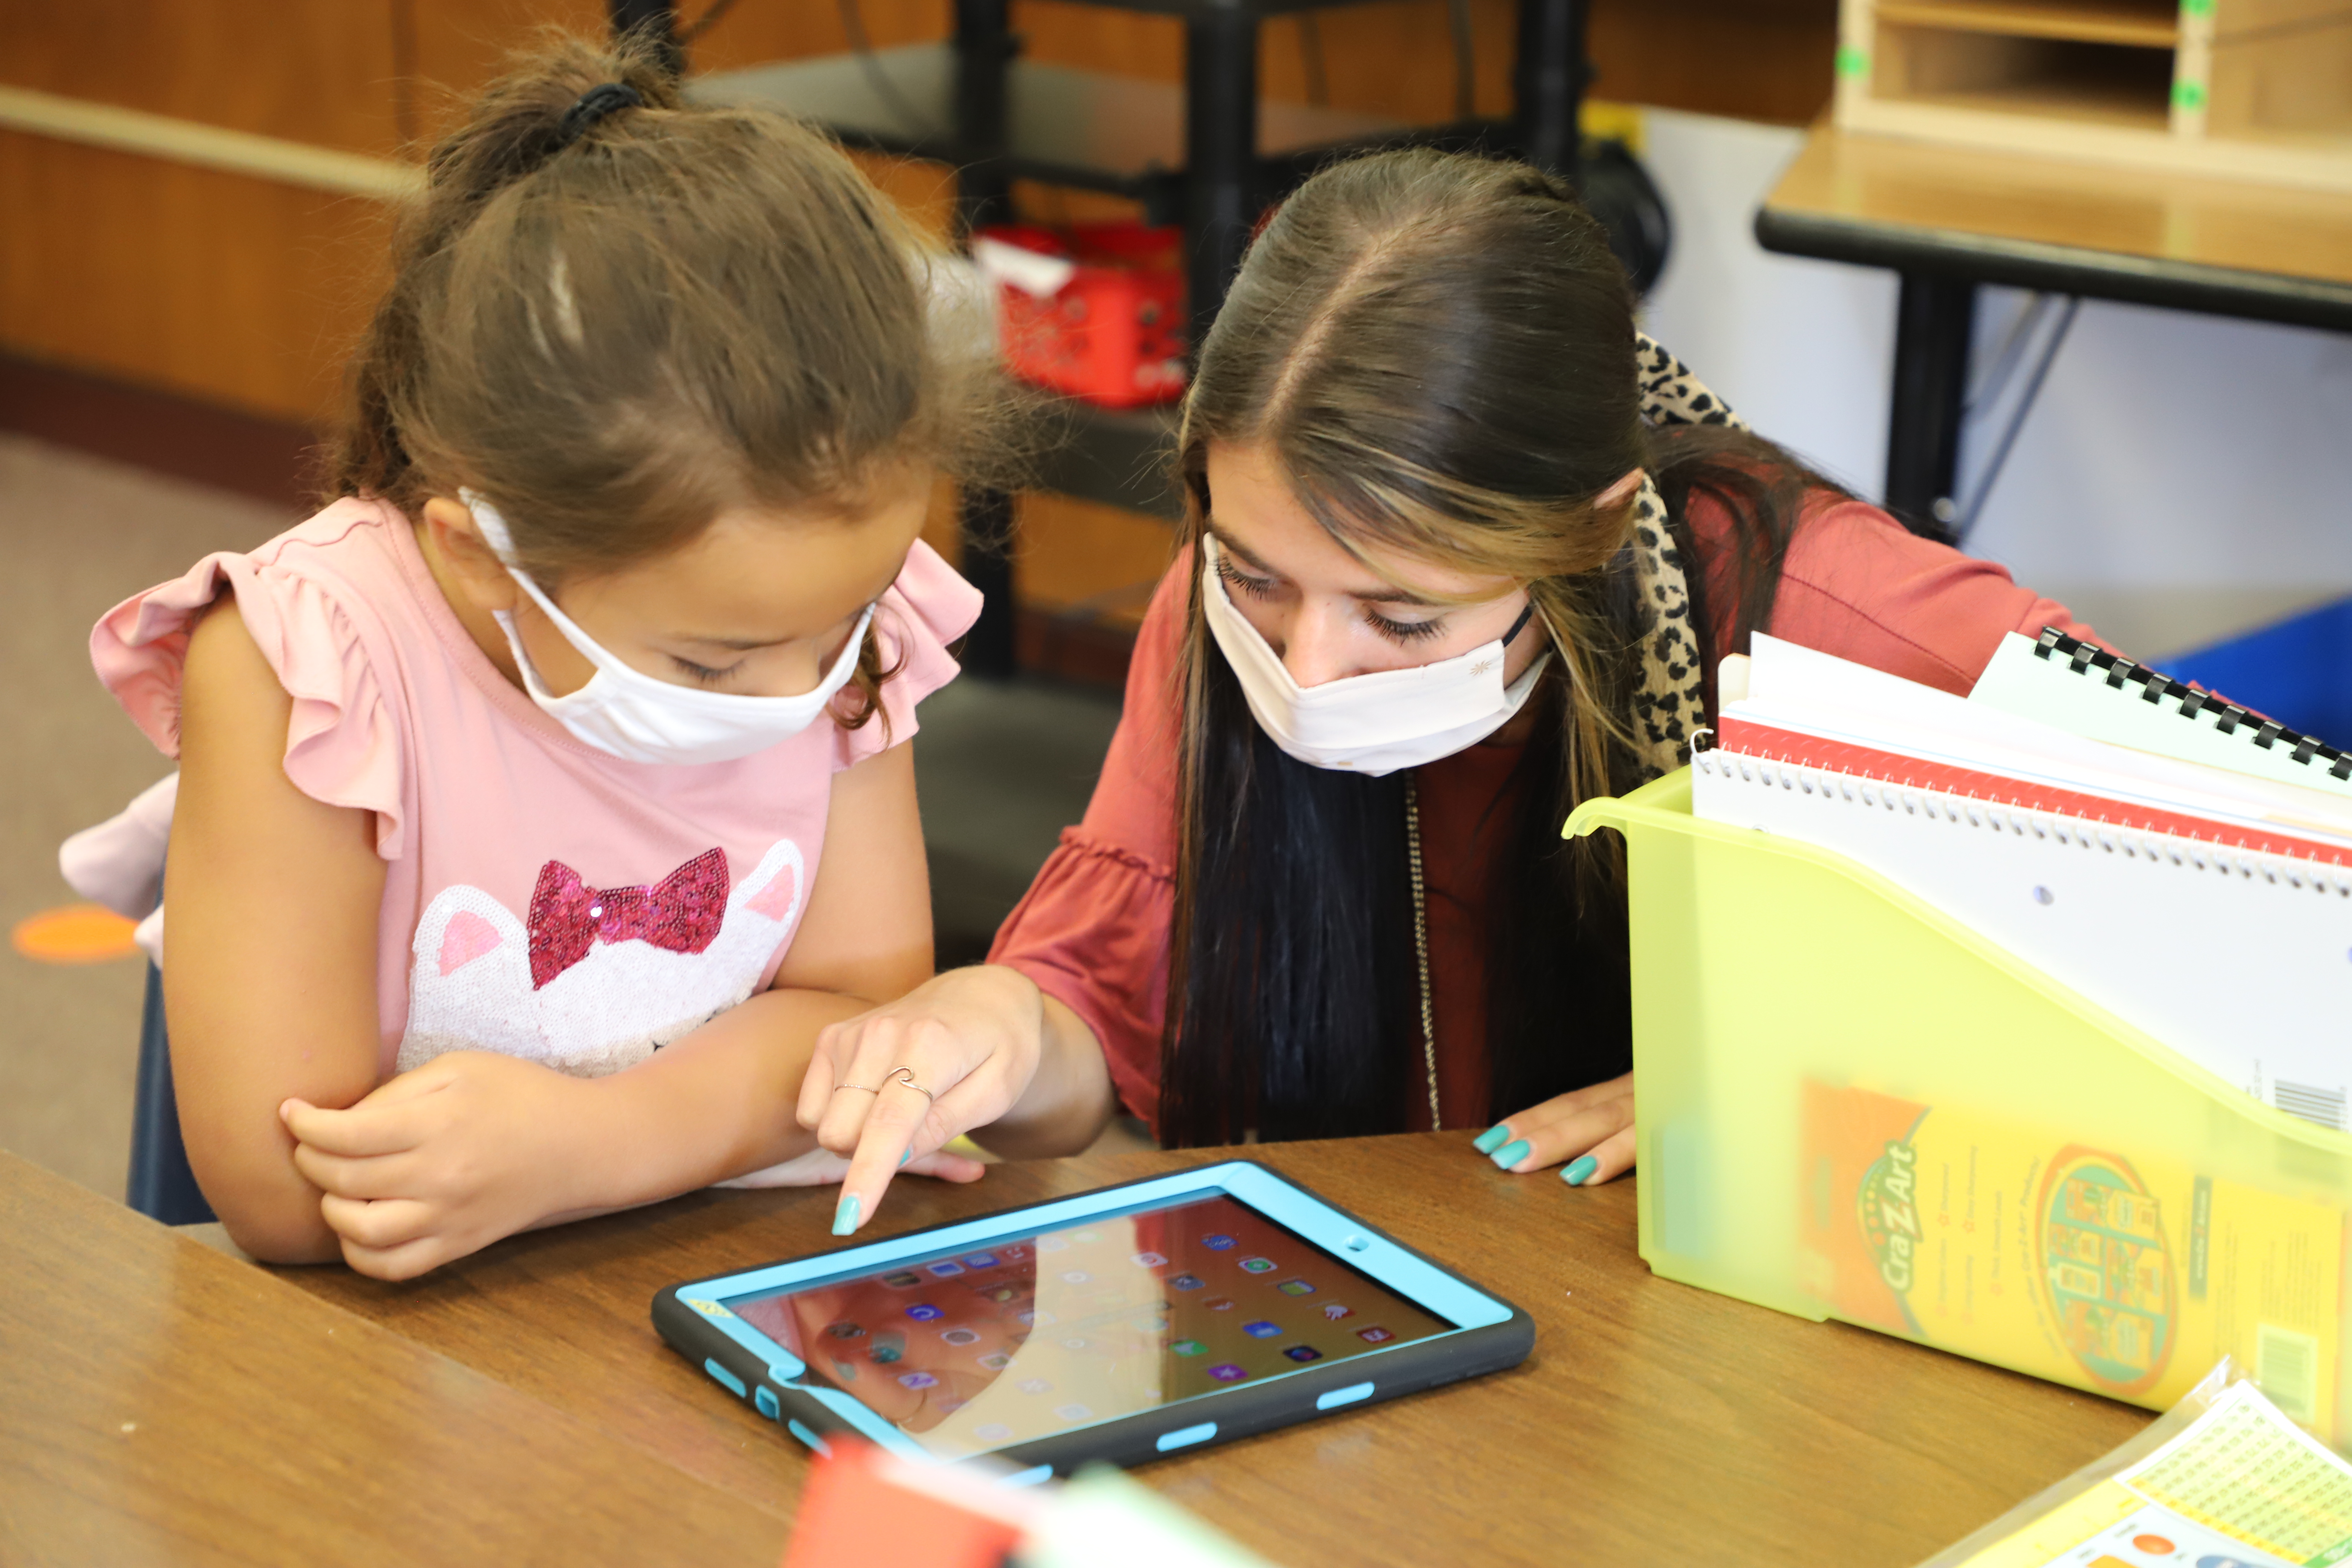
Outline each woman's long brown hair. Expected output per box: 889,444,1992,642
1156,149,1846,1145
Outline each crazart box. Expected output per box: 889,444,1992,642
1566,769,2352,1445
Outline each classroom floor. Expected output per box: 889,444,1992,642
0,434,1129,1201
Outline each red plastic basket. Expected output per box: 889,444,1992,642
976,223,1188,409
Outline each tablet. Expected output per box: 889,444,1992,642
654,1159,1533,1477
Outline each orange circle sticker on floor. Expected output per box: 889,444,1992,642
12,903,141,964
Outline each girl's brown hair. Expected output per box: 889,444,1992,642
1158,149,1839,1145
328,32,1008,725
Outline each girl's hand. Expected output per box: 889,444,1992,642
280,1051,602,1280
798,965,1049,1234
1472,1071,1635,1187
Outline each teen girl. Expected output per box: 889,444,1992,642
90,38,1011,1275
805,149,2102,1228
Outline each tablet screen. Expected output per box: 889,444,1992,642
723,1192,1456,1459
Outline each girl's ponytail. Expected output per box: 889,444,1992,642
331,33,678,509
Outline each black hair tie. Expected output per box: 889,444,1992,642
556,82,643,147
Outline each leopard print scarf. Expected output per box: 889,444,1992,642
1623,333,1745,779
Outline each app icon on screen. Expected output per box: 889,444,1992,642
1131,1314,1170,1333
1320,1303,1354,1321
962,1253,999,1269
1243,1320,1283,1338
882,1271,921,1288
1019,1309,1052,1327
1239,1257,1276,1274
975,1423,1014,1442
829,1358,859,1382
983,1285,1019,1304
1283,1346,1323,1363
869,1332,906,1363
1357,1326,1395,1344
1055,1404,1093,1422
1130,1251,1168,1268
825,1321,867,1339
1061,1270,1091,1285
1277,1279,1316,1296
1208,1364,1248,1383
1202,1234,1237,1250
1037,1236,1068,1253
927,1262,966,1278
1073,1230,1101,1245
1171,1338,1207,1357
905,1303,945,1322
1061,1337,1090,1352
978,1352,1012,1371
1202,1296,1236,1312
1018,1378,1053,1394
940,1328,981,1346
899,1371,940,1389
1170,1273,1205,1291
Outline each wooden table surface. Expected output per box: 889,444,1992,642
0,1151,786,1567
260,1133,2152,1568
1758,122,2352,331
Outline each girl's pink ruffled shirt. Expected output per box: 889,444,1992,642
92,497,980,1080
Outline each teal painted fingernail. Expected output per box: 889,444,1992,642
899,1149,911,1167
1562,1155,1598,1186
1472,1125,1511,1155
1491,1139,1531,1170
832,1193,861,1236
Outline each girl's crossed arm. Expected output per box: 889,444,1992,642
178,600,975,1277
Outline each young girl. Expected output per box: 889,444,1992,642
90,37,1002,1276
798,149,2108,1230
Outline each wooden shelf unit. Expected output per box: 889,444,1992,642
1837,0,2352,191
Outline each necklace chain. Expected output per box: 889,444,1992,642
1404,772,1440,1129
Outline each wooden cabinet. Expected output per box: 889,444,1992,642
1836,0,2352,190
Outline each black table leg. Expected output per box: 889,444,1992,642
1884,273,1977,535
1185,11,1261,348
954,0,1019,676
1513,0,1586,184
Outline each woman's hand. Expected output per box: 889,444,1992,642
281,1051,603,1280
1471,1071,1635,1186
797,965,1055,1234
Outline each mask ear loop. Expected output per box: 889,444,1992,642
1499,600,1536,646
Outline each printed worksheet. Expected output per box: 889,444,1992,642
1952,1383,2352,1567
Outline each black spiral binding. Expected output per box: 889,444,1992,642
2031,627,2352,783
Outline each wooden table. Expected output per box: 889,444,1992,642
1755,122,2352,529
0,1152,786,1566
245,1133,2153,1568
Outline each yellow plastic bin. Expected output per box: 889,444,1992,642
1566,768,2352,1444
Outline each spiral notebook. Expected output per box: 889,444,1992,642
1972,628,2352,802
1697,635,2352,1130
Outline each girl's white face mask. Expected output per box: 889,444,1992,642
463,492,873,766
1199,535,1549,777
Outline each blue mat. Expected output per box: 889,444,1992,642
2161,596,2352,749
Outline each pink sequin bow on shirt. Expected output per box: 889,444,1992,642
526,847,729,989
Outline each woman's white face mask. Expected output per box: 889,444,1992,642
1200,535,1549,776
463,492,872,766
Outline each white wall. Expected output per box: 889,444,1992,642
1632,107,2352,659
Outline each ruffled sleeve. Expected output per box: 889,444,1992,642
88,500,411,860
990,553,1189,1131
835,539,984,770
